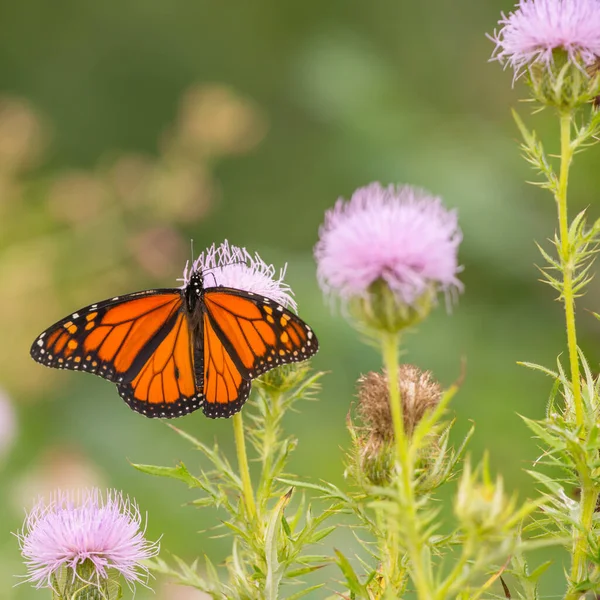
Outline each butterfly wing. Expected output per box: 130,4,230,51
31,289,204,418
200,311,251,418
116,311,203,418
199,287,318,418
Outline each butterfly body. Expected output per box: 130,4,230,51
30,270,318,419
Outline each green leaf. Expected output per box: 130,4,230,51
527,560,553,582
520,416,566,451
265,489,293,600
285,564,327,578
285,584,326,600
517,361,559,379
310,525,337,544
277,478,351,502
334,549,369,597
130,461,202,488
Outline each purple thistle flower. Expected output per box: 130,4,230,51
0,388,16,460
180,239,297,310
315,183,462,308
17,488,159,590
489,0,600,78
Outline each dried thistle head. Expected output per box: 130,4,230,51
358,364,442,439
588,57,600,107
351,365,442,486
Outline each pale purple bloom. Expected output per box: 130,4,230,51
0,388,16,459
18,488,159,589
180,239,297,310
490,0,600,78
315,183,462,307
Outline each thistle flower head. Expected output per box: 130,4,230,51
17,488,159,592
181,239,296,310
315,183,462,331
490,0,600,78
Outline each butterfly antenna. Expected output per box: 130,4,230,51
206,271,218,287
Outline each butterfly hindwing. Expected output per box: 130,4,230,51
116,311,204,418
200,311,251,418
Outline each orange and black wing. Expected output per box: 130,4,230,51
30,289,203,418
199,287,318,418
200,311,251,418
116,310,203,418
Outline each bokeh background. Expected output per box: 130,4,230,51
2,0,600,598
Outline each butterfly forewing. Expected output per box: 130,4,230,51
30,290,183,383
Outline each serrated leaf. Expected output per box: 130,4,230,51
131,461,202,488
334,549,368,597
285,563,327,578
285,584,326,600
265,489,293,600
520,416,565,450
517,362,559,378
310,525,337,544
527,560,553,582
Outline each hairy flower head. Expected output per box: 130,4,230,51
181,239,296,310
17,488,159,590
490,0,600,78
315,183,462,319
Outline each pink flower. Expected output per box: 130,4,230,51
315,183,462,307
18,488,159,590
0,388,16,460
490,0,600,77
180,239,297,310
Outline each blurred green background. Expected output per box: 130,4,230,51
2,0,599,598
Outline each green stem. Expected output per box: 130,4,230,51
375,507,402,598
257,393,280,505
556,111,583,431
557,111,591,591
381,332,432,599
568,471,597,594
232,411,256,520
435,536,473,599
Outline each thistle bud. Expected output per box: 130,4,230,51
455,459,517,537
255,362,312,395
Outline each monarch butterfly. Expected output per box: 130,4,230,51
30,269,318,419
